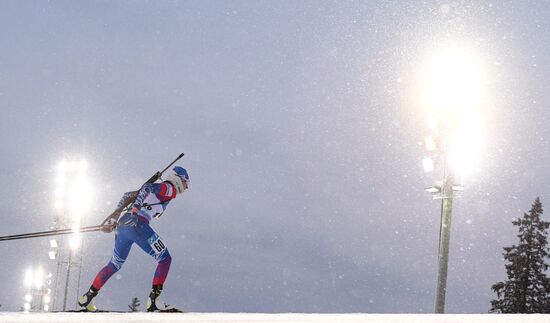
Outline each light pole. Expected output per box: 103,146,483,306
52,159,92,311
433,174,454,313
419,41,486,313
62,245,73,311
425,172,464,313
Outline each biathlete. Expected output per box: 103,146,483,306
78,166,189,312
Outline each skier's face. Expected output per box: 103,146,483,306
181,178,189,191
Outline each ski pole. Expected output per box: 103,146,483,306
0,225,102,242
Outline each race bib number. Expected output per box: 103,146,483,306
147,233,166,255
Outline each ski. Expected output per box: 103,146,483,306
53,309,183,313
148,308,184,313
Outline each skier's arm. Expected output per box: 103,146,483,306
116,191,138,209
100,191,138,233
157,182,177,199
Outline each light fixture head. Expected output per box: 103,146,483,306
425,186,441,194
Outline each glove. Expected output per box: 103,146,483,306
100,217,117,233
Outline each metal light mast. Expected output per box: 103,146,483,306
51,159,92,311
419,41,486,313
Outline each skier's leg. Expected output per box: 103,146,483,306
79,227,133,311
132,222,179,312
92,228,134,290
152,249,172,286
132,222,172,286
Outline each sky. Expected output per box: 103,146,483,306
1,0,550,314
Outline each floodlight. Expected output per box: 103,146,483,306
424,135,436,151
423,157,435,173
34,268,44,288
54,188,64,198
48,251,56,260
24,294,32,302
68,161,78,172
449,114,485,176
57,160,67,173
43,295,51,304
49,239,58,248
24,302,30,311
421,42,484,115
54,200,63,211
24,269,33,287
68,174,92,217
425,186,441,194
427,116,437,131
69,233,81,250
56,174,67,186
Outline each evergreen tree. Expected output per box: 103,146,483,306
128,297,140,312
490,197,550,313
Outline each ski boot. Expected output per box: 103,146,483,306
146,285,182,312
78,287,98,312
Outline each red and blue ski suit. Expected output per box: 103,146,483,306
91,182,177,291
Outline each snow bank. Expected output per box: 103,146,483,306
1,313,549,323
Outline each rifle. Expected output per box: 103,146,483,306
99,153,185,230
0,153,185,241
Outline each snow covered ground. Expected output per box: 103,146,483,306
0,313,549,323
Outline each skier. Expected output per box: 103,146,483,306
78,166,189,312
